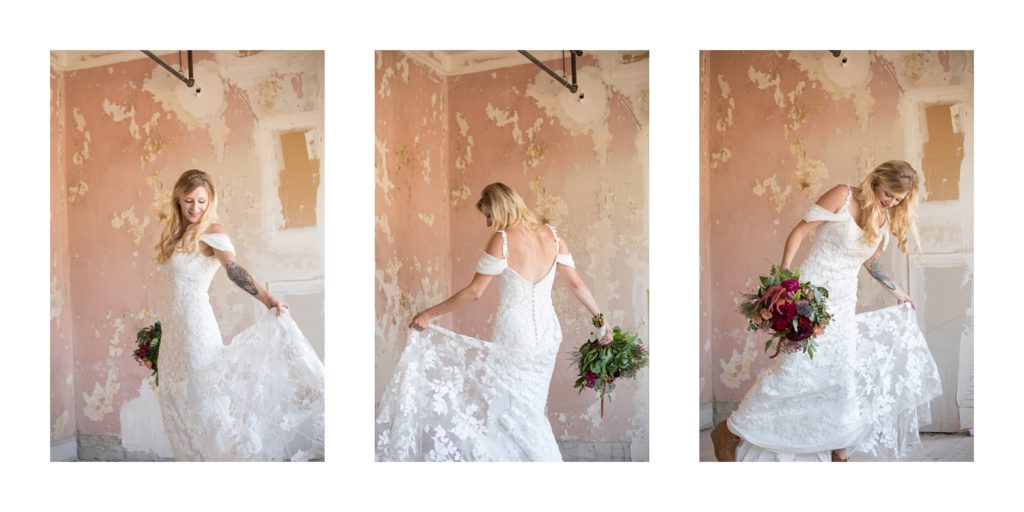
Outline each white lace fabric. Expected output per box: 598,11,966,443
156,233,325,461
728,190,941,461
376,225,570,461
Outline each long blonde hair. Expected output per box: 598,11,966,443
855,160,919,253
475,182,545,232
155,169,219,263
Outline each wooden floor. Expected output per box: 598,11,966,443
698,428,973,462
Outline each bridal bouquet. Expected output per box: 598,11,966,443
133,321,162,385
570,319,648,418
738,265,831,359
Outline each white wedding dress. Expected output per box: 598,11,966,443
156,232,325,461
375,225,574,461
727,188,942,461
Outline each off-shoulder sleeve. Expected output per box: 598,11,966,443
556,252,575,268
201,233,236,254
475,252,507,275
802,204,847,223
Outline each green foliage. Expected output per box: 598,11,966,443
569,326,649,401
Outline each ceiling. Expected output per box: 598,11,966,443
404,50,568,76
50,50,180,71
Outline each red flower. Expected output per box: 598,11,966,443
781,279,800,293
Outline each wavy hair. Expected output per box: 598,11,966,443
155,169,219,263
855,160,920,253
475,182,545,232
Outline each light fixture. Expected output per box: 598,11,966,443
142,50,199,89
519,50,584,101
829,50,848,67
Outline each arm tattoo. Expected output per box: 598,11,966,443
226,261,260,296
867,258,898,291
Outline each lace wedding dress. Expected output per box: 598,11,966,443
376,225,575,461
727,188,942,461
156,232,325,461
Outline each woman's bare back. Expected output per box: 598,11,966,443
504,225,558,283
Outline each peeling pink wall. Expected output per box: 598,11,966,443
700,51,972,408
52,51,324,446
51,64,76,444
374,51,452,398
375,51,649,454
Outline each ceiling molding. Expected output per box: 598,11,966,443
404,50,567,76
49,50,179,71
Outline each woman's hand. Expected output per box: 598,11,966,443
894,290,916,310
598,326,613,345
267,296,290,316
409,310,434,331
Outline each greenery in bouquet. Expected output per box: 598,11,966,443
570,324,648,417
738,265,832,359
133,321,162,386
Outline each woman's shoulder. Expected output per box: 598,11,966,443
484,231,505,258
815,184,852,213
203,223,227,236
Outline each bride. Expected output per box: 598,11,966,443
154,169,324,461
375,182,612,461
712,160,942,462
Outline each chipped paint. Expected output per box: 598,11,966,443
110,206,151,246
375,137,395,204
450,184,472,206
51,277,64,319
711,147,731,169
52,410,69,440
142,59,230,160
718,332,757,389
82,368,120,421
71,108,91,165
454,112,474,169
102,98,140,139
715,74,735,132
418,212,435,227
747,67,785,107
752,174,792,213
68,181,89,202
106,311,126,357
526,66,613,166
529,175,569,226
376,214,394,244
788,51,875,131
790,139,829,198
485,103,524,144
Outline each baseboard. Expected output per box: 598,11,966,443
75,434,174,461
557,441,633,462
712,401,739,426
51,436,78,461
699,402,713,430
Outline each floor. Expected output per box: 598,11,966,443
698,428,974,462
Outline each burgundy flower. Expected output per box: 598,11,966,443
773,313,789,332
781,279,800,293
585,371,597,388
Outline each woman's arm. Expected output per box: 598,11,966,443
556,238,613,344
863,241,915,309
203,225,289,316
409,273,497,330
408,233,501,330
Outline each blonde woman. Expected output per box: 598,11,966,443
712,160,942,462
376,182,611,461
155,169,324,461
